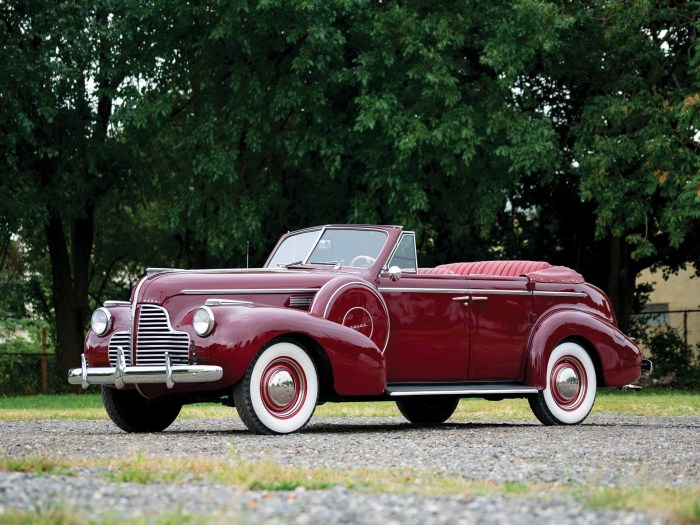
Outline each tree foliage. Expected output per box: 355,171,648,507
0,0,698,377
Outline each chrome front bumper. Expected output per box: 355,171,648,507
68,348,223,390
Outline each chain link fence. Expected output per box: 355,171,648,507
0,327,64,395
0,352,63,395
630,309,700,385
631,310,700,349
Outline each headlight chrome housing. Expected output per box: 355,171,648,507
193,306,215,336
91,308,112,336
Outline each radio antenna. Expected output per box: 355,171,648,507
246,241,250,269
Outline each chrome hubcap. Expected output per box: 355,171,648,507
555,365,579,400
267,370,296,407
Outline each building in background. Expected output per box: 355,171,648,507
635,267,700,349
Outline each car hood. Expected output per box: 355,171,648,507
134,268,343,305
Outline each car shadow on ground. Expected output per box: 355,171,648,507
152,420,544,436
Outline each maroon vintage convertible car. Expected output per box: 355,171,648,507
69,225,650,434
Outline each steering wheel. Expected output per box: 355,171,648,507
350,255,376,268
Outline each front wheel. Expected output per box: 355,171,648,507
233,339,318,434
396,396,460,425
102,386,182,432
528,341,597,425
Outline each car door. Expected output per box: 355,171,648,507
379,273,470,383
464,276,533,381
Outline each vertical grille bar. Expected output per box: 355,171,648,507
108,305,190,366
135,305,190,365
108,332,132,367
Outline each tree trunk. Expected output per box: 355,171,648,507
45,208,94,380
606,236,637,332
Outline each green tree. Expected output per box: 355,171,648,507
481,0,700,328
0,2,177,376
3,0,698,384
124,1,564,266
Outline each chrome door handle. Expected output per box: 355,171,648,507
452,295,488,306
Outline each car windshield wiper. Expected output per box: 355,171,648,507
308,261,339,266
281,260,304,268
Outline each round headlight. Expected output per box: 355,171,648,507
193,306,215,336
91,308,112,336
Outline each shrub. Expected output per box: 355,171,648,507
631,322,699,387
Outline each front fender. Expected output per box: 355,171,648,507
525,309,641,389
198,305,386,396
309,275,390,353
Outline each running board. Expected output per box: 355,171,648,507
387,383,539,397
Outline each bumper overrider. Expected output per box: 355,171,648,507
68,347,223,390
621,359,654,391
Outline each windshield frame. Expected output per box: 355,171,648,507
383,231,418,274
265,226,391,269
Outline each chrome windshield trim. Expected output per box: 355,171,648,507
533,291,587,298
184,268,290,273
182,288,319,295
302,227,326,264
381,231,418,274
266,226,392,268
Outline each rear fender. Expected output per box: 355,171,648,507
198,305,386,396
525,309,641,389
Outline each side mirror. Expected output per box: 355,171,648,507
388,266,402,282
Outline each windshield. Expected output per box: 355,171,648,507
266,228,389,268
266,229,321,268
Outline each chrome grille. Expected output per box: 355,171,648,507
108,331,132,367
135,304,190,365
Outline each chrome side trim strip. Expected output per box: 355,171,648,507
533,291,587,298
388,386,539,397
205,298,254,307
103,300,131,308
382,288,580,297
146,267,185,276
468,289,532,296
379,288,469,294
181,288,319,295
380,288,530,296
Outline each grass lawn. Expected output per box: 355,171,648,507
0,387,697,421
0,388,698,524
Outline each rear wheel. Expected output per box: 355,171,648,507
396,396,459,425
102,386,182,432
528,341,597,425
233,339,318,434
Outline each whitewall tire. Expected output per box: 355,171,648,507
529,341,597,425
234,339,318,434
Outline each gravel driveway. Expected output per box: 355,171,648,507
1,413,698,524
